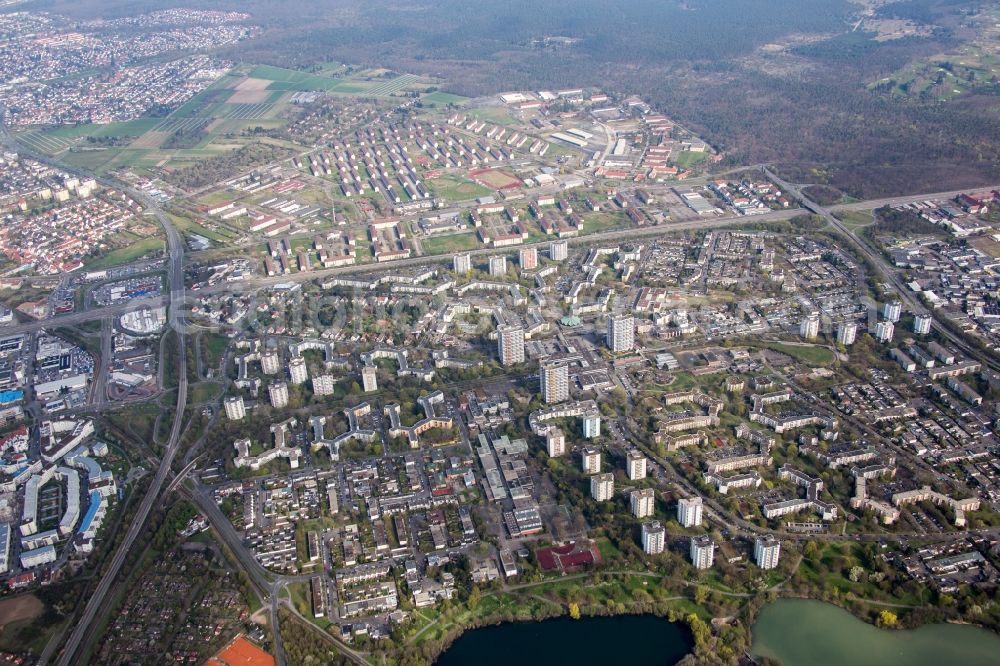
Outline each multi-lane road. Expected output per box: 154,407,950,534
53,197,190,666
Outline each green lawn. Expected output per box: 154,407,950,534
189,382,222,404
674,151,710,168
760,342,836,366
421,232,480,255
426,175,492,202
422,91,469,107
84,237,165,270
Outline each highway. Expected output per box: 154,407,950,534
765,167,1000,375
53,196,190,666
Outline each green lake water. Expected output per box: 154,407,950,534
752,598,1000,666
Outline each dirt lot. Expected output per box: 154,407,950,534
0,594,43,631
234,77,272,91
227,89,271,104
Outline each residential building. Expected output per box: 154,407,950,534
453,253,472,274
582,410,601,438
497,325,525,366
836,321,857,346
914,314,932,335
289,356,308,385
677,496,703,528
874,320,894,343
626,451,647,480
312,374,336,396
581,447,601,474
631,488,655,518
642,521,665,555
519,247,538,270
591,473,614,501
549,240,568,261
261,350,281,375
690,536,715,569
546,428,565,457
883,301,902,323
223,396,246,421
754,535,781,570
362,366,378,393
540,359,569,403
800,312,819,340
489,256,507,277
607,314,635,353
268,381,289,409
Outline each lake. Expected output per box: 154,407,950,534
435,614,693,665
752,598,1000,666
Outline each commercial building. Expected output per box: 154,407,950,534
836,321,857,346
288,356,308,385
591,473,614,501
800,313,819,340
519,247,538,270
631,488,655,518
642,521,665,555
677,496,704,528
914,314,932,335
268,381,289,409
690,536,715,569
453,253,472,274
607,314,635,353
497,325,526,366
549,240,568,261
362,366,378,393
754,535,781,570
581,447,601,474
546,428,565,457
626,451,647,480
540,359,570,403
223,395,246,421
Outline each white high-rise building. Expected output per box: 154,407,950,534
489,256,507,277
642,521,666,555
883,301,902,323
800,313,820,340
874,320,894,343
549,240,568,261
497,325,525,366
607,314,635,353
591,473,614,501
268,381,289,409
583,411,601,439
453,253,472,274
626,451,647,480
540,359,569,403
361,366,378,393
631,488,655,518
546,428,566,457
754,535,781,570
914,314,932,335
690,536,715,569
519,247,538,270
678,497,704,528
581,447,601,474
836,321,857,346
223,396,246,421
261,350,281,375
312,374,336,396
288,356,308,385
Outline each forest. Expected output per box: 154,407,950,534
41,0,1000,197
